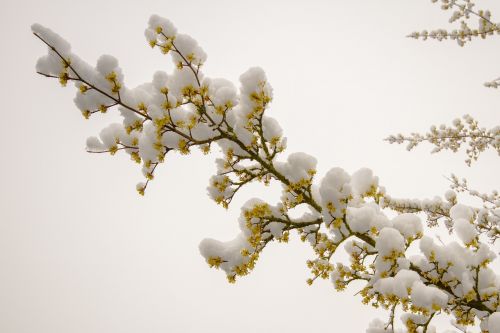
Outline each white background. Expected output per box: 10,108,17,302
1,0,499,332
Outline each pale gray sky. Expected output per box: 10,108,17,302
1,0,499,332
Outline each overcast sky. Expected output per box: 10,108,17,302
1,0,499,332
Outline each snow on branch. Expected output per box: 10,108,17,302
386,115,500,166
33,14,500,333
408,0,500,46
